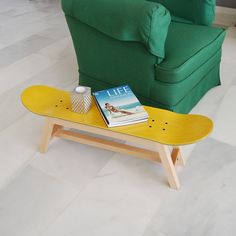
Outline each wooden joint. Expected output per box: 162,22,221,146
171,147,185,166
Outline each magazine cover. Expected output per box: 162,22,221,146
93,85,149,127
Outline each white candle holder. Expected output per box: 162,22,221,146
71,86,92,113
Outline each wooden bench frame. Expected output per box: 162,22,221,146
40,117,186,190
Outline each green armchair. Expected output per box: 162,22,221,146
62,0,225,113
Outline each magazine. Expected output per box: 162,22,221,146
93,85,149,127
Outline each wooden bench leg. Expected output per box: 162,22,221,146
39,118,61,153
157,144,180,189
171,146,186,166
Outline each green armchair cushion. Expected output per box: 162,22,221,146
62,0,171,63
156,22,226,83
147,0,216,25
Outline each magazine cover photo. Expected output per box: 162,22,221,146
93,85,148,126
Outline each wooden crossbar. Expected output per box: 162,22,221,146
55,129,161,163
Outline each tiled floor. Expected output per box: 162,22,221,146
0,1,236,235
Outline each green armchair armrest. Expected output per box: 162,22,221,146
62,0,171,63
147,0,216,25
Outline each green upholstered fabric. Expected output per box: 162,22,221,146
156,22,226,83
65,15,225,113
65,16,157,100
62,0,225,113
151,49,222,106
171,15,193,24
147,0,216,25
62,0,171,62
79,61,221,113
173,64,220,113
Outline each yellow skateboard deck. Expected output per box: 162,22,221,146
21,85,213,146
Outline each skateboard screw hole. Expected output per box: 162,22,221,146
55,105,58,107
165,122,168,124
66,107,69,110
163,128,166,131
152,119,155,122
60,100,63,102
149,125,152,128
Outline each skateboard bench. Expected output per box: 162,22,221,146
21,85,213,190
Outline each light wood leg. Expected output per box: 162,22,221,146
171,146,185,166
39,118,55,153
157,144,180,189
52,124,63,136
176,147,185,166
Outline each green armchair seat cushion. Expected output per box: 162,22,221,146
149,21,226,107
62,0,171,63
156,22,226,83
